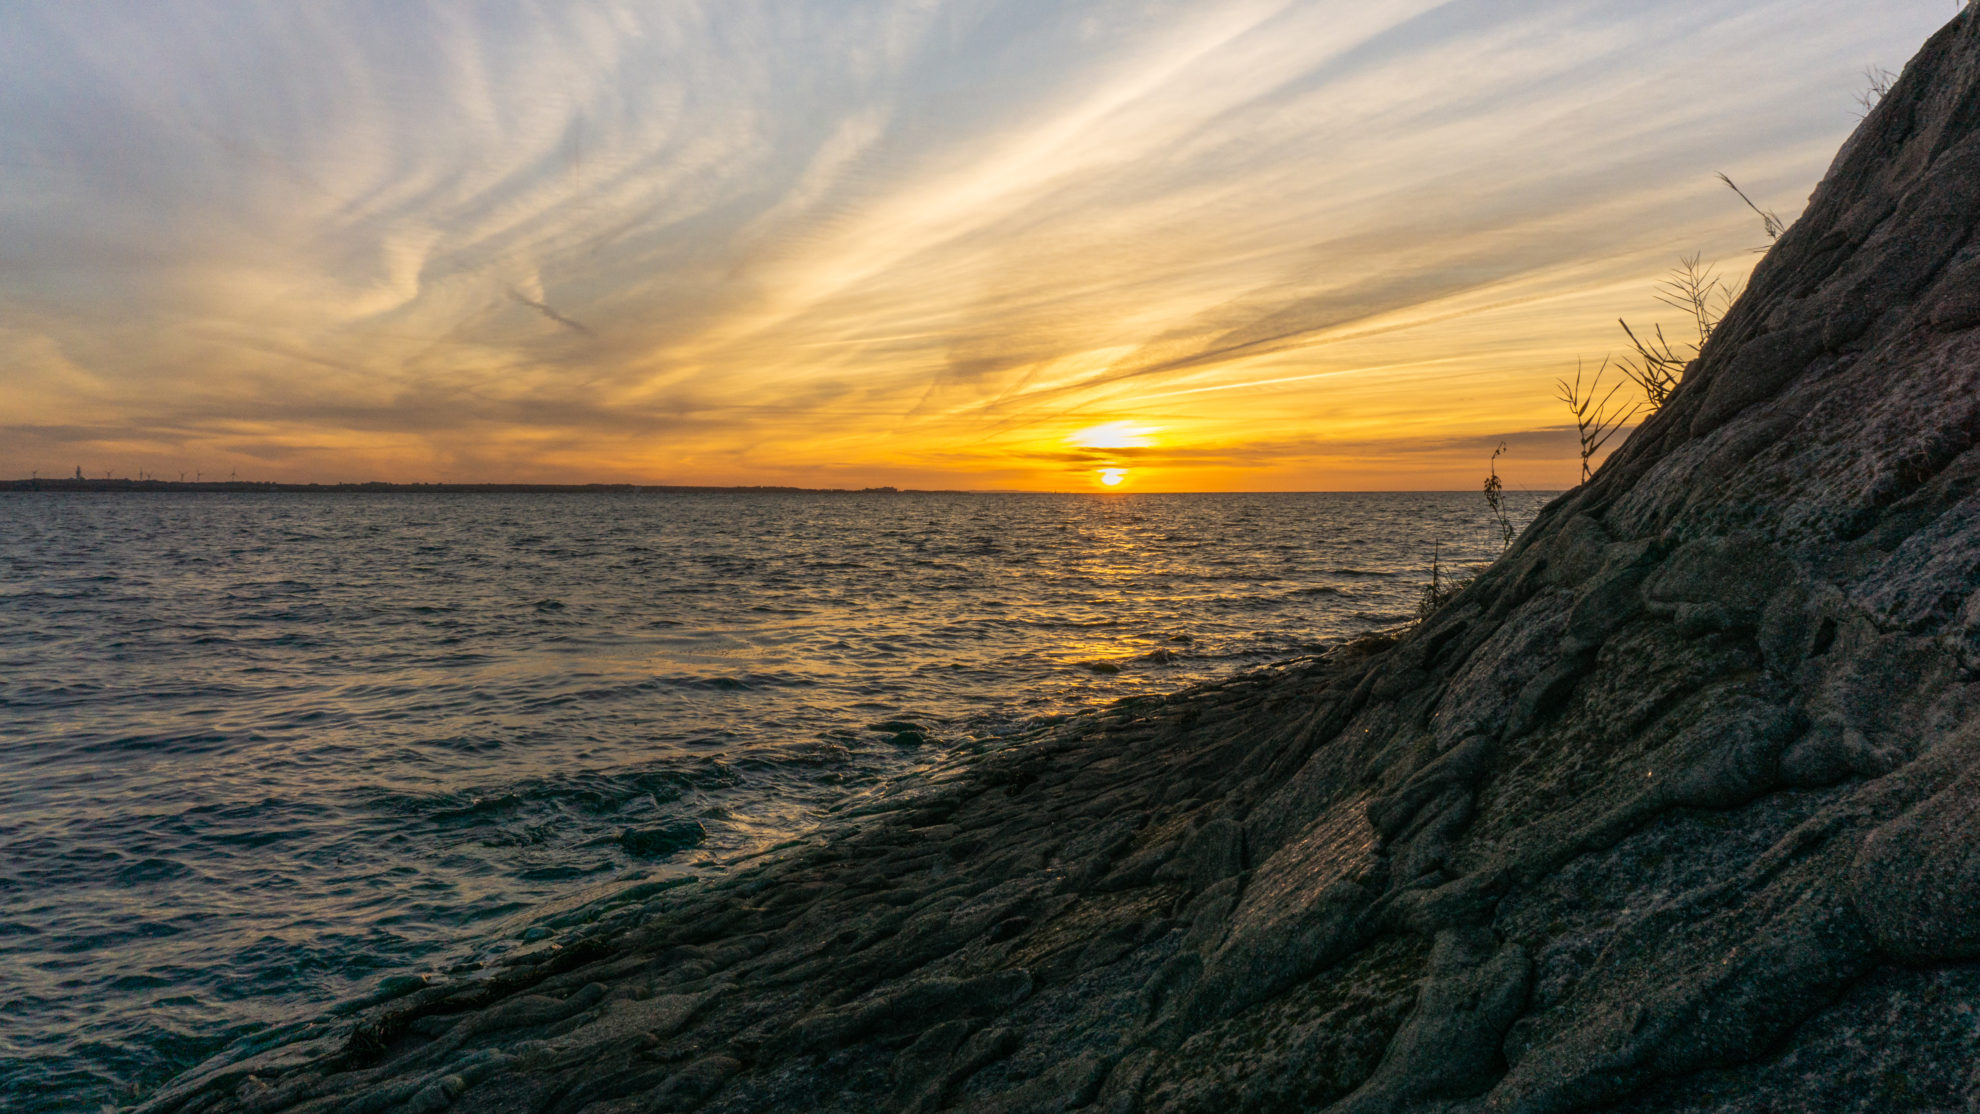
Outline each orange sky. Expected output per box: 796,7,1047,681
0,2,1957,491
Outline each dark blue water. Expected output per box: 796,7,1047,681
0,490,1547,1110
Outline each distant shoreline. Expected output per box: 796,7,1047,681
0,479,919,495
2,480,1508,495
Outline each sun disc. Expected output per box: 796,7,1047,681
1098,468,1127,487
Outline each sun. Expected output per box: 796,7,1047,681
1098,468,1128,488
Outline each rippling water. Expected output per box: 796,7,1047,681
0,490,1549,1109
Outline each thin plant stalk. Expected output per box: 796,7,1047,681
1557,357,1639,484
1483,442,1515,551
1615,253,1736,413
1717,173,1787,241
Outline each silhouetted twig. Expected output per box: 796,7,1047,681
1483,442,1514,550
1415,542,1475,619
1855,66,1898,118
1557,357,1638,483
1717,173,1787,241
1615,254,1735,412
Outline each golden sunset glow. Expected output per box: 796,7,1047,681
0,4,1953,490
1073,423,1160,451
1099,469,1129,488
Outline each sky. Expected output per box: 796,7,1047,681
0,1,1961,491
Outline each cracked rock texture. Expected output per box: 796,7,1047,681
144,11,1980,1114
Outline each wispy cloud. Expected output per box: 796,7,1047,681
507,289,595,337
0,0,1956,488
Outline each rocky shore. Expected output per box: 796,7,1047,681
141,10,1980,1114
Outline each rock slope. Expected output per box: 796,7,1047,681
144,11,1980,1114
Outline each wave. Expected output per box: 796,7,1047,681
389,763,743,828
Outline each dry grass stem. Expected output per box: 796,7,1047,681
1856,65,1898,117
1616,254,1736,412
1483,441,1515,551
1717,172,1787,242
1415,542,1475,619
1557,357,1638,483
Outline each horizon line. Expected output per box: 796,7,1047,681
3,477,1561,496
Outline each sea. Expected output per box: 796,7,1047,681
0,490,1550,1110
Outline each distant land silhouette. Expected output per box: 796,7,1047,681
1,479,911,495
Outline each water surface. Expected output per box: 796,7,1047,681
0,490,1548,1109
